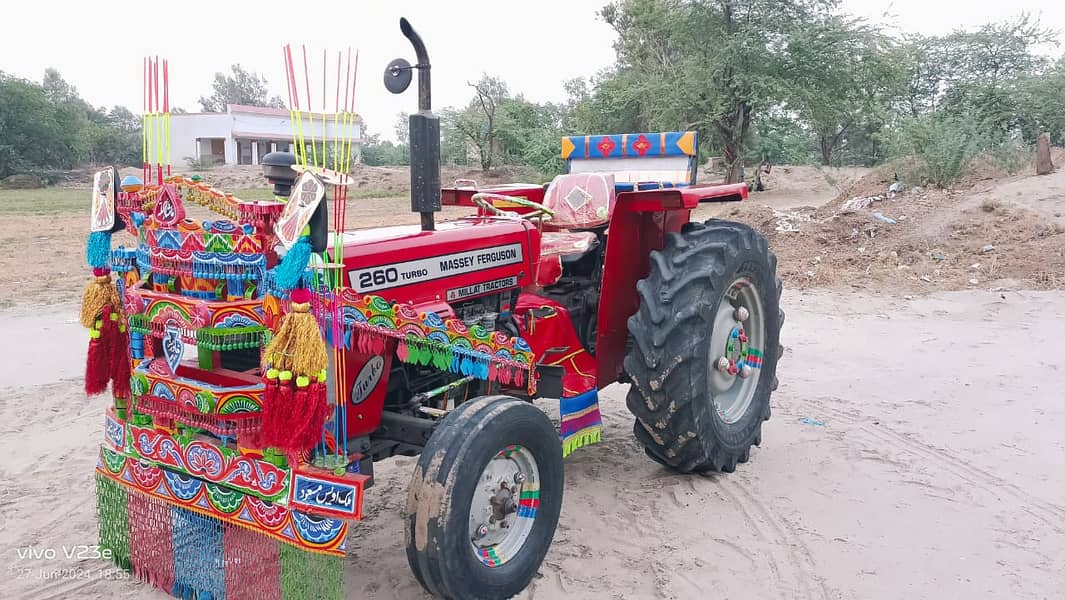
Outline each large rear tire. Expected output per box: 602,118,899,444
624,219,783,473
404,396,564,599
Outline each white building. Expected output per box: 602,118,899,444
168,104,364,167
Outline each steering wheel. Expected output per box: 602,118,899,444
471,192,554,220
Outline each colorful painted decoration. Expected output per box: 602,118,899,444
162,325,184,373
126,425,292,501
153,184,186,227
274,171,325,249
92,172,118,231
91,167,118,232
339,290,534,390
96,447,349,556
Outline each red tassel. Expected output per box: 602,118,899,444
110,317,132,399
260,372,293,449
300,381,330,449
261,374,294,450
280,381,311,452
85,309,113,396
256,371,280,446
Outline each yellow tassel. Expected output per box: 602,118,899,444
80,274,124,328
262,300,327,376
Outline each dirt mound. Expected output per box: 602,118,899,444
712,163,1065,293
0,174,45,189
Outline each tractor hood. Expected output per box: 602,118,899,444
335,217,541,305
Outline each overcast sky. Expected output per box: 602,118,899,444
1,0,1062,142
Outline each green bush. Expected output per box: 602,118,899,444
887,115,989,187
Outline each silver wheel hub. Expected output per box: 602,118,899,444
708,278,766,424
469,445,540,567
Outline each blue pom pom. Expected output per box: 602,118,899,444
273,237,312,292
131,212,146,228
86,231,112,269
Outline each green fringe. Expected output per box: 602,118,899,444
561,427,602,458
195,326,267,351
279,543,344,600
127,314,150,334
95,473,132,571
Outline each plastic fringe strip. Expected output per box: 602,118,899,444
95,472,131,570
172,506,226,598
562,427,602,458
280,542,343,600
352,325,529,388
100,476,345,600
134,394,259,437
559,390,604,458
128,491,175,592
224,524,281,600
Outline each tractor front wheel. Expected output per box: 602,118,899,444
404,396,564,600
624,219,783,473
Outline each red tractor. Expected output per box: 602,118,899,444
366,20,784,598
89,18,783,600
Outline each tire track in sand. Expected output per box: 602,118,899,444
802,396,1065,534
700,474,831,600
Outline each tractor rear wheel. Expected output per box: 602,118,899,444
624,219,783,473
404,395,564,600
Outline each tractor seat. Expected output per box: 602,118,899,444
534,173,614,287
537,232,598,287
541,231,598,260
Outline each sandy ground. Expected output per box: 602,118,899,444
3,287,1065,600
3,160,1065,599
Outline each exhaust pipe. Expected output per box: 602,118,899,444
385,18,440,231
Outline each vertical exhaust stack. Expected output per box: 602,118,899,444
261,150,328,252
260,151,298,198
384,17,441,231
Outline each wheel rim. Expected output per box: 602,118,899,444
707,277,765,424
469,444,540,568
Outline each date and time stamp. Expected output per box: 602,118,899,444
10,545,130,582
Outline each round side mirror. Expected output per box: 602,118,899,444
384,58,413,94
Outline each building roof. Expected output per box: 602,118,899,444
231,130,364,144
168,104,363,124
229,104,363,124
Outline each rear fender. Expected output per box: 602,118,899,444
594,190,693,387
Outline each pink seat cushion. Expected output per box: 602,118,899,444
542,173,615,229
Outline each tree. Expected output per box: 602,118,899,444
360,132,409,166
936,14,1056,135
0,73,71,175
784,15,905,165
42,68,78,105
1021,57,1065,144
198,64,286,112
0,69,144,176
394,112,410,145
447,75,509,171
597,0,840,182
